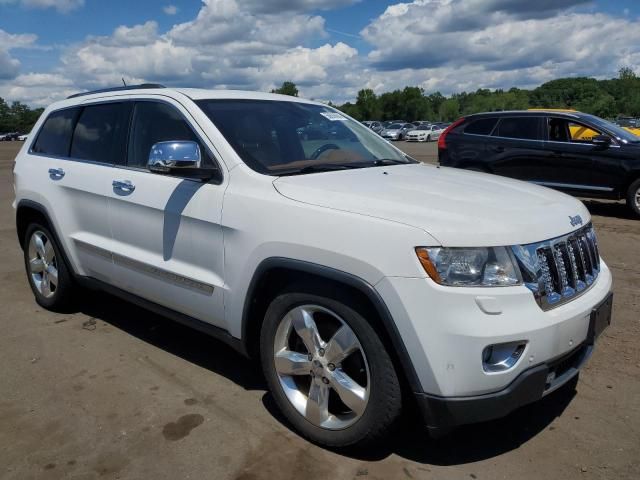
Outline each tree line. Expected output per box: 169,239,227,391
335,68,640,122
274,67,640,122
0,98,44,133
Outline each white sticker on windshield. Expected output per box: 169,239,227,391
320,112,347,121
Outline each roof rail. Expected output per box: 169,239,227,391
67,83,166,99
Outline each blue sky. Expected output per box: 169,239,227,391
1,0,639,106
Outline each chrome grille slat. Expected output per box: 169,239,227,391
511,224,600,311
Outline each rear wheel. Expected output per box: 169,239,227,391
23,223,76,310
627,179,640,218
260,284,402,447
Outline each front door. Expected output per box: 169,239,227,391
538,117,598,194
107,99,227,327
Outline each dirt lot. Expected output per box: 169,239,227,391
0,140,638,479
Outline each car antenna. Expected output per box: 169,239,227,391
122,77,127,87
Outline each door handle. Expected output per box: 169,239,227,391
489,146,505,153
112,180,136,193
48,168,65,179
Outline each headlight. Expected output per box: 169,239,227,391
415,247,521,286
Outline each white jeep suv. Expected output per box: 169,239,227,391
13,85,613,447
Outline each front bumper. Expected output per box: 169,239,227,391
375,259,612,428
415,339,592,429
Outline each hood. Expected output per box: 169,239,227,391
273,163,591,247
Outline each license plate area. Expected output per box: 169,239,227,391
587,292,613,344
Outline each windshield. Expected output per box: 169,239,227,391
416,125,429,130
581,114,640,143
196,99,414,175
387,124,403,129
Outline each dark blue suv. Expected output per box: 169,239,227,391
438,110,640,217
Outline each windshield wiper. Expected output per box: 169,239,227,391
372,157,417,166
277,163,363,176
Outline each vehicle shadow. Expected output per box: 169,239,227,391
582,198,636,221
75,289,266,391
262,377,576,465
76,288,576,465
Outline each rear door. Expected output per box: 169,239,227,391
107,98,227,327
543,116,629,196
486,116,547,180
26,102,130,282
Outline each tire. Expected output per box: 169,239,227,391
427,135,431,142
627,179,640,218
260,283,402,448
23,223,76,311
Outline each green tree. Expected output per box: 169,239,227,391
355,89,380,120
619,66,637,80
271,81,299,97
438,98,460,121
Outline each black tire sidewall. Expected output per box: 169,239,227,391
23,223,74,310
260,287,401,447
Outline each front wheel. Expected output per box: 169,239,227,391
260,285,402,447
627,179,640,218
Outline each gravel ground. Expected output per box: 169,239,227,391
0,140,638,480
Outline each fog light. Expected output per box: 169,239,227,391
482,341,526,372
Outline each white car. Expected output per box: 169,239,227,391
18,133,29,141
13,85,613,447
381,123,413,140
406,124,444,142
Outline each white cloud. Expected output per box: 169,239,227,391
361,1,640,93
0,29,38,80
163,4,178,15
0,0,84,12
0,73,75,106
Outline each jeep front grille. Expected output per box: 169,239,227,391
511,224,600,310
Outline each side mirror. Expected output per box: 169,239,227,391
592,135,612,148
148,141,201,172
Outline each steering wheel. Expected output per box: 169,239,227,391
311,143,340,160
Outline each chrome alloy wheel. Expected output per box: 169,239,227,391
273,305,370,430
28,230,58,298
635,186,640,210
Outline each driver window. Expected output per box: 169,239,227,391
548,118,604,144
127,101,212,168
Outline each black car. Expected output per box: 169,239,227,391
438,110,640,217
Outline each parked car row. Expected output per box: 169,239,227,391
362,120,451,141
438,109,640,216
0,132,27,141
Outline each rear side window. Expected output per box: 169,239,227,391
127,102,206,168
464,117,498,135
70,103,131,164
493,117,541,140
32,108,79,156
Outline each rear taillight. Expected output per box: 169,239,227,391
437,117,465,150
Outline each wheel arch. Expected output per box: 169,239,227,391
16,200,76,275
241,257,423,392
623,171,640,196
